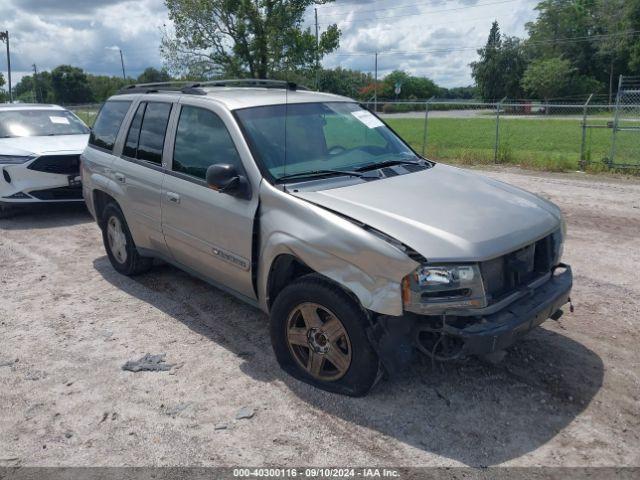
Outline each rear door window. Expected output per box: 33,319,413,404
89,100,132,151
123,103,146,158
136,102,172,165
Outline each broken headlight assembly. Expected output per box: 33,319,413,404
402,264,487,314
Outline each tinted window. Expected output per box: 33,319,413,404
123,103,145,158
172,106,242,179
136,102,172,164
89,101,131,151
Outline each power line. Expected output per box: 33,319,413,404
318,0,520,25
317,0,466,13
319,0,517,18
330,30,640,56
337,13,515,34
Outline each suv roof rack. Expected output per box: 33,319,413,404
116,79,308,96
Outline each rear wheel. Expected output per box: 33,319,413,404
101,203,152,275
270,275,380,396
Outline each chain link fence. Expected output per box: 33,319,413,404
367,97,639,171
608,76,640,168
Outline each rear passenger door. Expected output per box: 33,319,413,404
112,100,174,255
161,101,259,300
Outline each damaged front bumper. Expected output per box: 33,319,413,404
370,264,572,372
438,264,573,356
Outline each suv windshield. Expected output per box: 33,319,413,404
0,109,89,138
235,102,419,181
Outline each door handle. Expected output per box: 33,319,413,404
114,172,126,184
166,192,181,204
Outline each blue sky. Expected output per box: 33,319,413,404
0,0,539,88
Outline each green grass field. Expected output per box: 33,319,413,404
73,109,98,127
386,117,638,172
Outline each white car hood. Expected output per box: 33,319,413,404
0,134,89,156
291,164,562,262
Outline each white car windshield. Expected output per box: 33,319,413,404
0,109,89,138
235,102,419,182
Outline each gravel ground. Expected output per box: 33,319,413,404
0,167,639,468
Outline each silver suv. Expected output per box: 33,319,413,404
82,80,572,396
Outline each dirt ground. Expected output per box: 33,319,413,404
0,167,638,468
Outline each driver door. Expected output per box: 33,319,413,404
161,101,258,300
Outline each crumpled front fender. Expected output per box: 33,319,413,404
257,181,419,316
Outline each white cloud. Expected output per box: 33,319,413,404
0,0,540,88
0,0,165,79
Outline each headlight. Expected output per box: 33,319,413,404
0,155,33,165
416,265,476,287
403,264,487,314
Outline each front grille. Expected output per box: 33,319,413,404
28,155,80,175
29,185,82,200
481,233,556,303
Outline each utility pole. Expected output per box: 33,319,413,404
32,63,41,103
374,51,378,113
119,49,126,80
314,8,319,91
0,31,12,103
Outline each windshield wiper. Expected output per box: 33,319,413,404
276,169,363,183
356,157,426,172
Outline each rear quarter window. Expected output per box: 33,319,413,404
89,101,132,151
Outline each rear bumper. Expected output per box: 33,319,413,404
449,264,572,355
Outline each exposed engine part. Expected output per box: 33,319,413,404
413,315,465,362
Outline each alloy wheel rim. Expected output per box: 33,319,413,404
107,216,128,264
286,302,352,381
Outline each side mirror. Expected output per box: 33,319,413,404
206,163,250,199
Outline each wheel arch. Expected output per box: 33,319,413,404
92,189,118,228
266,254,365,313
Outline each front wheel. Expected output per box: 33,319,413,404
270,275,380,396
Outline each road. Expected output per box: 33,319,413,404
1,167,638,467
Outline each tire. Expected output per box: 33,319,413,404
101,202,153,276
270,274,380,396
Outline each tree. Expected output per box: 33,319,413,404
471,21,527,101
525,0,640,98
162,0,341,79
317,67,372,99
87,74,130,102
14,71,54,103
382,70,439,100
525,1,598,78
137,67,172,83
521,57,574,102
51,65,93,104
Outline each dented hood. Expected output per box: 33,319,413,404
291,164,562,262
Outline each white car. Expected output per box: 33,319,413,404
0,104,90,217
